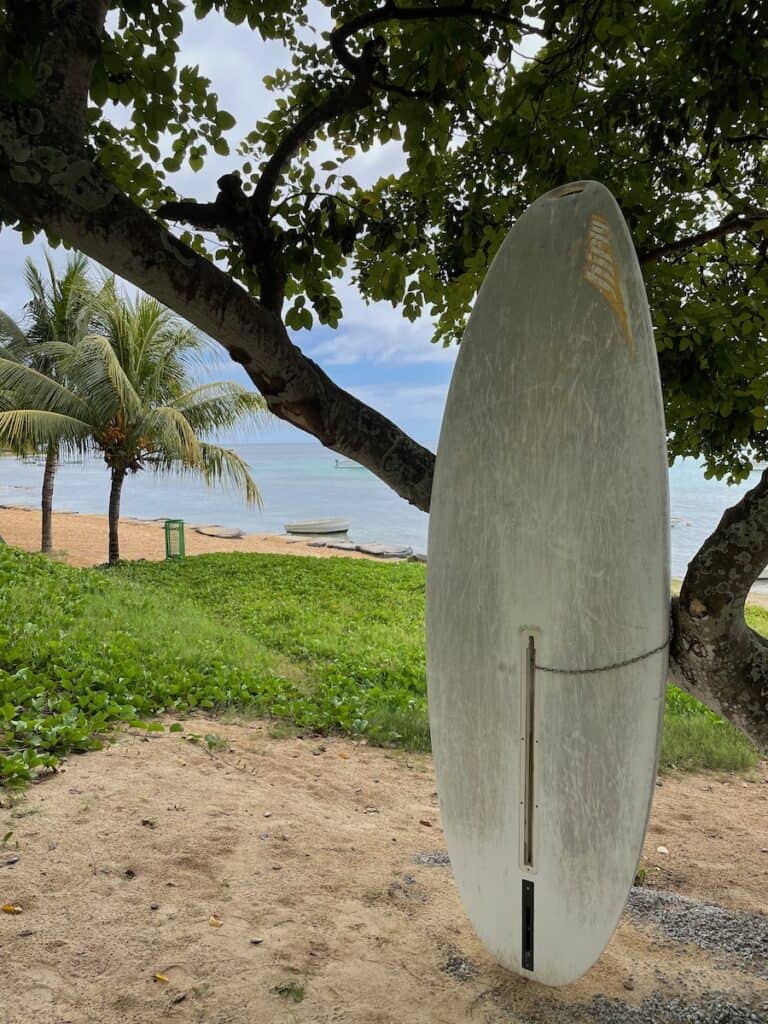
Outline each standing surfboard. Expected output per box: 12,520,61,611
426,181,669,987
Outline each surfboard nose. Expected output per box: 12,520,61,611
543,180,605,201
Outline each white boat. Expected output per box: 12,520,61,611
284,517,350,535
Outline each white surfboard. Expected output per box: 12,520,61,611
426,181,670,987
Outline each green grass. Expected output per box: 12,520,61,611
0,546,426,785
659,686,758,772
0,544,760,786
746,602,768,635
659,712,757,772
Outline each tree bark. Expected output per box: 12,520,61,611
671,469,768,751
40,442,58,553
107,466,126,566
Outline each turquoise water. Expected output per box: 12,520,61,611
0,443,430,553
0,443,759,576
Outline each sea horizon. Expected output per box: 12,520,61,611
0,442,763,579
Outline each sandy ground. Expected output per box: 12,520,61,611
1,722,766,1024
0,506,379,567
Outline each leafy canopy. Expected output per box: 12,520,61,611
1,2,767,478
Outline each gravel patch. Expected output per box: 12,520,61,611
578,992,767,1024
627,887,768,978
517,992,767,1024
414,850,450,866
440,947,477,981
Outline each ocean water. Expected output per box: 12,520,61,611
0,443,760,578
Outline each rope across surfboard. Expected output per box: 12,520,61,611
534,636,670,675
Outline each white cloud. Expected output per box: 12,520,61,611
353,382,449,410
303,279,458,366
308,323,456,367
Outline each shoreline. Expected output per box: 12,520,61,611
0,505,383,567
3,504,768,609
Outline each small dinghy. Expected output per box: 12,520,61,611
284,518,350,535
194,525,245,539
357,543,413,559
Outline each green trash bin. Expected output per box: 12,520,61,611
164,519,185,560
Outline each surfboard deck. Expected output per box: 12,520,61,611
426,181,670,987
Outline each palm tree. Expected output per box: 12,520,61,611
0,279,264,564
0,253,93,551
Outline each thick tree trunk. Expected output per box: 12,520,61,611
107,466,126,566
40,443,58,553
671,469,768,751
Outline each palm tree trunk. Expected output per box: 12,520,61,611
41,442,58,553
108,466,126,565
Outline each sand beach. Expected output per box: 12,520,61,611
0,505,378,568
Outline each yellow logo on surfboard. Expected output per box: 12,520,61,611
583,215,633,354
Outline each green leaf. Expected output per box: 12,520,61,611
216,111,237,130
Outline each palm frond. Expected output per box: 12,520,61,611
170,381,268,435
0,358,89,418
148,441,261,508
21,253,94,378
0,409,92,454
197,443,261,507
67,333,142,421
21,340,76,364
0,310,28,350
143,334,200,404
137,406,203,464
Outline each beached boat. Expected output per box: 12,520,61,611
284,517,350,535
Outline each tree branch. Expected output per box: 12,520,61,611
158,172,288,313
0,117,434,511
330,1,534,71
724,133,768,146
638,209,768,265
682,470,768,616
156,200,233,235
161,3,533,312
157,173,250,237
36,0,109,150
251,37,387,218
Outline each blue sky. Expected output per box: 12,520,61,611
0,6,456,448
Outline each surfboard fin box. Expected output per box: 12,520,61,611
522,879,535,971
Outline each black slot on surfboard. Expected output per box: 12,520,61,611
522,879,534,971
523,634,536,867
